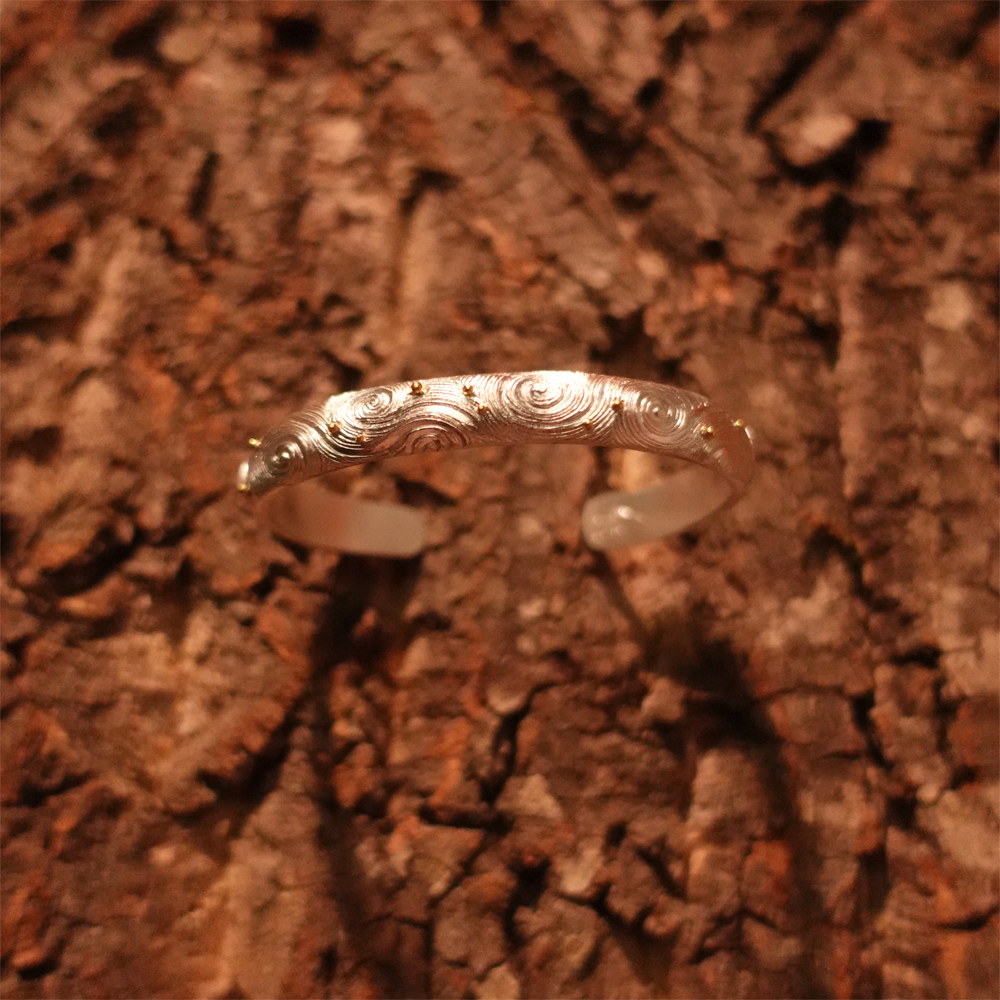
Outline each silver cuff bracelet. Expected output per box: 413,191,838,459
238,371,754,556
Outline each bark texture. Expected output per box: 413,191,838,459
2,2,998,998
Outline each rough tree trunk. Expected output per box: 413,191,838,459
1,2,997,998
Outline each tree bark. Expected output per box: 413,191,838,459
2,2,997,998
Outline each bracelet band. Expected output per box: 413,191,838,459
237,371,754,556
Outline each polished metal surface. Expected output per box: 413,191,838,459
239,370,753,499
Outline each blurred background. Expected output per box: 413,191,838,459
1,2,997,997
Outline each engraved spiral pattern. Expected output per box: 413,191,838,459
500,372,593,437
352,385,397,427
240,371,754,503
621,384,690,449
391,409,476,454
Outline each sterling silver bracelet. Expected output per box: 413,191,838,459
238,371,754,556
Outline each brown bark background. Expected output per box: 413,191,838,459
1,2,998,998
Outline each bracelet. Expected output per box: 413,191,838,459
237,371,754,556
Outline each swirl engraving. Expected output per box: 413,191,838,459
352,385,396,422
328,385,402,444
251,424,315,493
383,402,477,455
240,372,752,508
615,385,695,451
499,371,595,439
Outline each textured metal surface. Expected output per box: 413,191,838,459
238,371,754,504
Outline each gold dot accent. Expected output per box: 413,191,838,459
355,432,369,443
611,398,624,413
237,482,250,493
410,381,426,395
326,421,342,436
582,418,594,429
462,383,476,397
699,423,716,440
734,418,745,428
476,403,488,415
248,438,261,448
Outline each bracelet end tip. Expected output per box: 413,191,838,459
236,459,251,494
